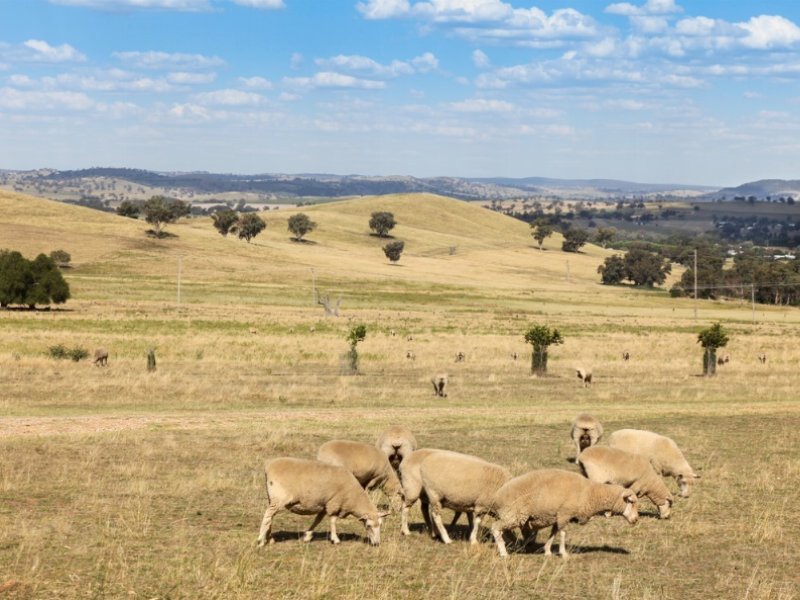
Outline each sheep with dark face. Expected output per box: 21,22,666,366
376,425,418,471
454,351,465,362
758,353,767,364
622,351,630,361
576,368,592,387
93,348,109,367
570,413,603,462
431,373,448,397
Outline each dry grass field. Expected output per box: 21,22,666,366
1,191,798,599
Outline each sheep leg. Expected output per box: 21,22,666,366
520,522,538,548
557,528,568,557
329,516,340,544
428,500,452,544
400,502,412,536
491,523,508,557
257,505,280,547
468,513,481,545
303,512,325,542
420,496,436,538
543,524,559,556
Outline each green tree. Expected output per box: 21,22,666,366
0,250,33,308
0,251,70,309
623,246,672,287
116,200,141,219
347,324,367,373
212,209,239,237
597,255,626,285
369,211,396,237
288,213,317,241
524,325,563,375
383,240,405,263
561,227,590,253
49,249,71,268
697,322,729,377
237,213,266,243
142,196,190,237
594,227,616,248
531,218,554,250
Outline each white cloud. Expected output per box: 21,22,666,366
113,50,224,70
605,0,681,16
630,16,669,33
239,76,272,89
194,89,266,105
23,40,86,62
0,87,95,111
448,98,515,113
168,103,212,120
229,0,284,7
49,0,211,10
168,71,217,84
315,54,414,78
356,0,410,19
472,49,490,68
8,74,35,87
283,72,386,90
290,53,304,69
739,15,800,49
412,52,438,72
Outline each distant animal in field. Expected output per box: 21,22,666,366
622,351,630,361
249,327,258,335
717,354,730,365
309,326,316,333
431,373,448,398
576,368,592,387
390,329,396,337
406,350,416,361
758,353,767,364
454,351,465,363
93,348,109,367
511,352,518,361
406,335,414,342
147,348,156,372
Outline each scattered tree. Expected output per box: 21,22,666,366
561,227,590,253
116,200,141,219
524,325,563,375
347,324,367,373
383,240,405,263
0,251,70,309
212,209,239,237
49,250,71,269
697,322,729,377
597,255,626,285
531,218,554,250
594,227,616,248
237,213,267,243
142,196,190,237
288,213,317,241
623,246,672,287
369,211,396,237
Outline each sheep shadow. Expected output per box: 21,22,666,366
514,542,630,555
288,238,318,245
270,531,364,544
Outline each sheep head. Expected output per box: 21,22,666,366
677,472,700,497
362,510,390,546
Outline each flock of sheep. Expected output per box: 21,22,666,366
257,417,700,557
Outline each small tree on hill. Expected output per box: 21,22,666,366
347,324,367,373
288,213,317,241
142,196,190,237
49,250,71,269
531,218,554,250
237,213,267,243
594,227,616,248
116,200,141,219
624,246,671,287
524,325,563,375
383,240,405,263
212,209,239,237
698,322,729,377
369,211,396,237
597,255,626,285
562,227,590,253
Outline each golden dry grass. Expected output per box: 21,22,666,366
1,191,799,599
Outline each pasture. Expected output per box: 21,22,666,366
1,191,798,599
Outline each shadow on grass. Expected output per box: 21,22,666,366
369,233,396,240
270,531,365,544
289,238,318,245
514,542,631,555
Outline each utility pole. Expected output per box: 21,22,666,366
693,249,698,320
177,256,183,307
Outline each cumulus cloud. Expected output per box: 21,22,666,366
167,71,217,84
356,0,410,19
472,49,490,68
50,0,212,10
606,0,681,17
315,55,414,78
113,50,225,70
0,87,95,110
193,88,266,105
283,72,386,90
23,40,86,62
739,15,800,49
239,76,272,89
229,0,284,7
448,98,515,113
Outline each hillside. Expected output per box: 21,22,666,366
705,179,800,200
0,190,625,308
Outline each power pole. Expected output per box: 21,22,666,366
693,249,698,320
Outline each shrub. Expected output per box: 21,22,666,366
524,325,563,374
697,322,729,377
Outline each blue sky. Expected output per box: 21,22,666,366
2,0,800,185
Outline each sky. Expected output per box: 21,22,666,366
1,0,800,185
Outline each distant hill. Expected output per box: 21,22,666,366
703,179,800,200
0,168,718,204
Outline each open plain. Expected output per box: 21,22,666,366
1,191,798,599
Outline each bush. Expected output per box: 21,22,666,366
524,325,563,374
697,322,729,377
0,251,70,309
48,344,89,362
288,213,317,241
369,212,396,237
383,240,405,263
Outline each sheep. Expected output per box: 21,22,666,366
717,354,730,365
93,348,109,367
398,448,469,538
431,372,448,397
317,440,403,510
257,457,389,547
622,351,630,361
249,327,258,335
489,469,639,557
406,335,414,342
578,446,673,518
570,413,603,462
419,450,512,544
390,329,396,337
375,425,417,470
576,368,592,387
608,429,700,497
406,350,416,360
758,353,767,364
511,352,518,361
454,351,465,363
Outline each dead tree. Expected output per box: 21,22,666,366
317,294,341,317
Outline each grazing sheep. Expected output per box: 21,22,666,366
390,329,396,337
420,450,512,544
93,348,109,367
376,425,418,470
406,350,416,361
406,335,414,342
309,326,316,333
257,457,389,547
576,368,592,387
608,429,700,497
758,353,767,364
578,446,673,518
317,440,403,510
489,469,639,557
249,327,258,335
454,351,465,363
398,449,468,538
622,351,630,361
431,372,448,397
570,414,603,462
717,354,730,365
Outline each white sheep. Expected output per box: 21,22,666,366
420,450,512,544
489,469,639,557
570,413,603,462
257,457,389,547
576,368,592,387
375,425,418,470
578,446,673,518
608,428,700,497
317,440,403,510
431,372,448,397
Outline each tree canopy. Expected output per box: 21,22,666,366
561,227,590,253
237,213,266,243
142,196,190,236
0,250,71,309
288,213,317,241
369,211,396,237
212,209,239,237
116,200,141,219
530,218,554,250
598,245,672,287
383,240,405,263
